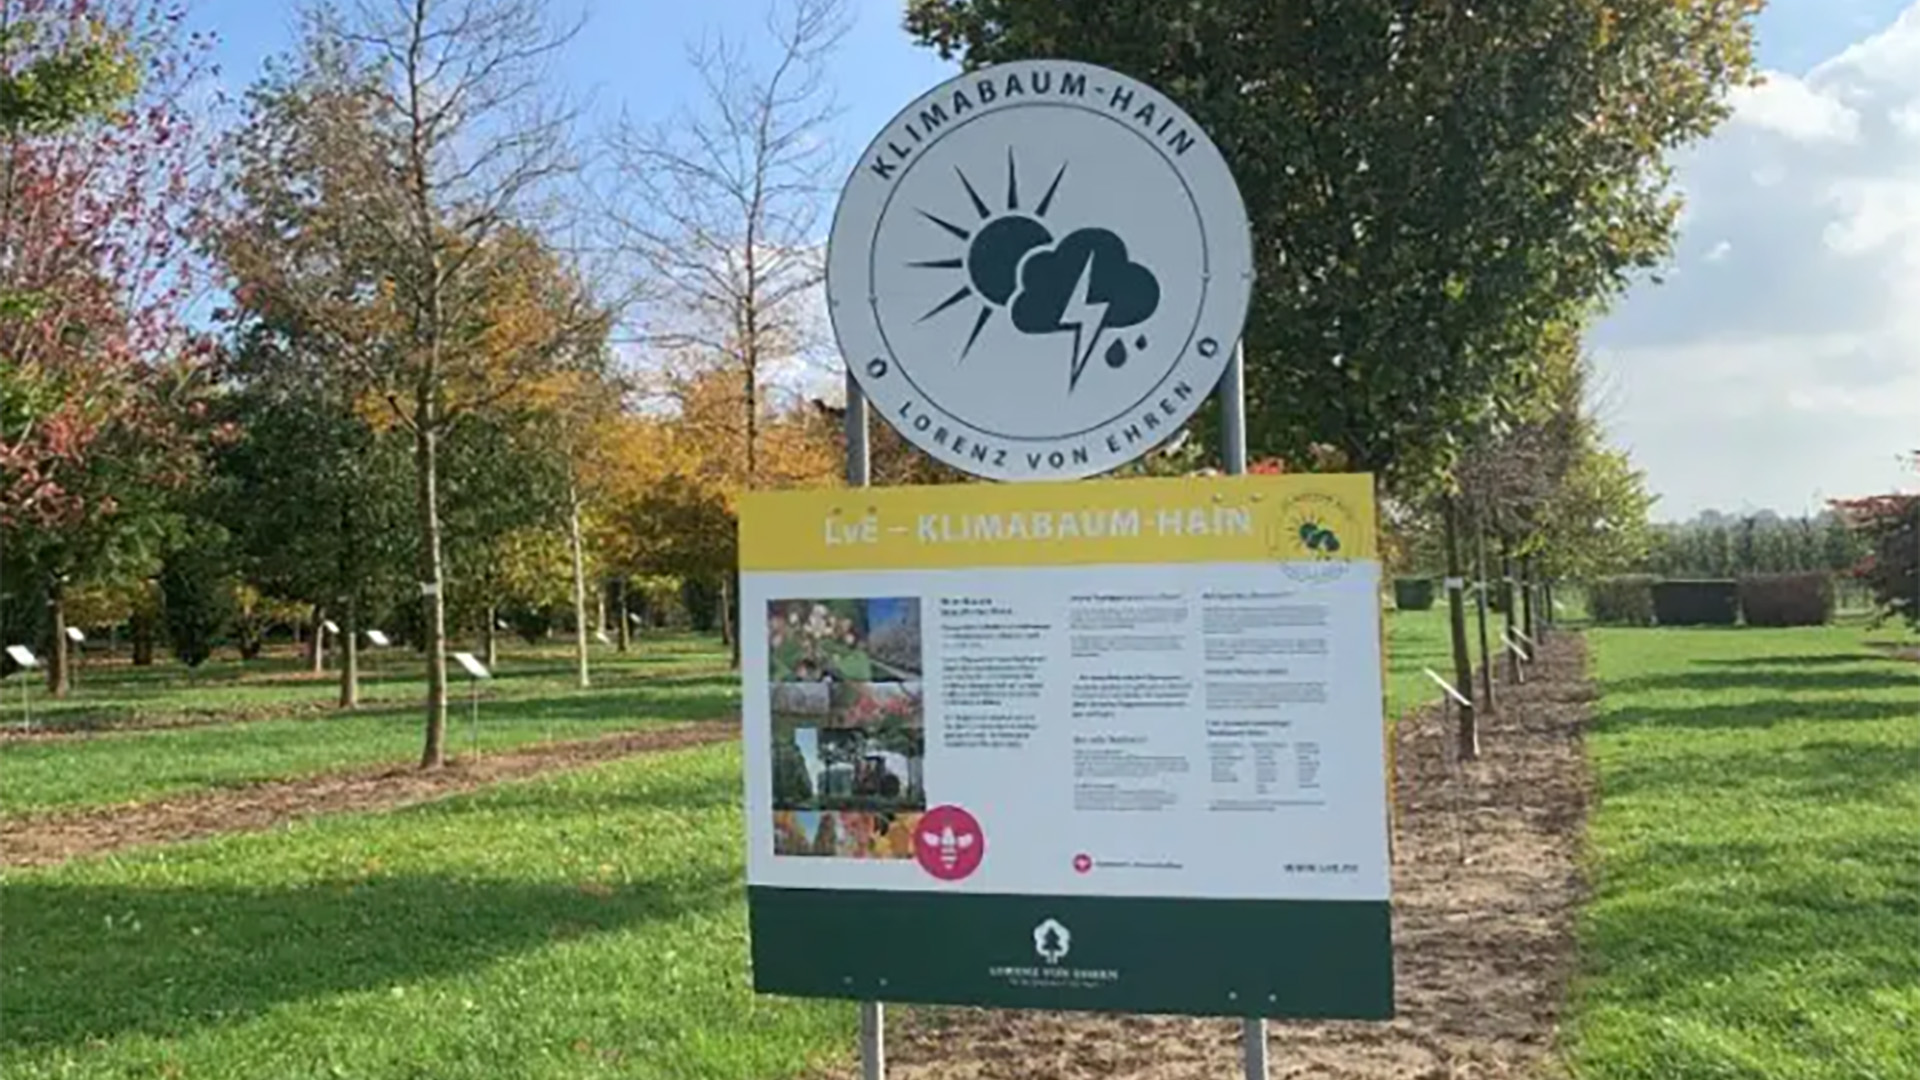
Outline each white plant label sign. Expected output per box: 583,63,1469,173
827,59,1253,481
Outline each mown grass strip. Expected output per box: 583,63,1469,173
1,641,736,817
1568,624,1920,1080
1,743,849,1080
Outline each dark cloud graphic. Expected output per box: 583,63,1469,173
968,216,1054,305
907,156,1163,391
1010,228,1160,388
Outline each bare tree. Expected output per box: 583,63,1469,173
602,0,850,489
225,0,597,767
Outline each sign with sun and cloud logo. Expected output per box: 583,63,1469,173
739,475,1393,1021
827,60,1253,481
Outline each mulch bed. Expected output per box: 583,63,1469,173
826,633,1595,1080
0,720,739,869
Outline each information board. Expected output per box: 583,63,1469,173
740,474,1392,1018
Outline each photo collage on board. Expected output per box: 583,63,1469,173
768,598,925,859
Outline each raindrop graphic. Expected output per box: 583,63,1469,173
1135,335,1147,350
1105,338,1129,368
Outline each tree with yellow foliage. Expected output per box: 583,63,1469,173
220,2,608,766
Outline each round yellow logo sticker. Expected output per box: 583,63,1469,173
1267,491,1360,584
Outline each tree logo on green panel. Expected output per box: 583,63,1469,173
1033,917,1071,965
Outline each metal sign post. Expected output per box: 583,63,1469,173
845,369,886,1080
1218,347,1266,1080
451,651,492,753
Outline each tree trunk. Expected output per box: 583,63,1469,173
484,605,499,670
1473,522,1496,713
1500,543,1522,684
1542,579,1555,630
47,582,69,698
340,593,360,708
1442,494,1478,760
309,603,326,673
615,577,630,652
568,478,591,690
719,575,739,669
1521,556,1538,642
131,612,154,666
415,418,450,769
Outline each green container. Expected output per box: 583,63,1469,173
1393,578,1436,611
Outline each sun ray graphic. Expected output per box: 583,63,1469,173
918,285,975,323
908,152,1064,362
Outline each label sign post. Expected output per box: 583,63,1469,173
739,480,1395,1033
6,645,40,730
780,55,1391,1080
451,651,491,752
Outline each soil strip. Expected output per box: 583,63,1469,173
0,720,739,869
824,632,1594,1080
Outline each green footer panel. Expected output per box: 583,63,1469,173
748,887,1393,1019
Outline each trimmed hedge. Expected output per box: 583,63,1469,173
1652,579,1739,626
1393,578,1436,611
1739,572,1835,627
1589,575,1656,626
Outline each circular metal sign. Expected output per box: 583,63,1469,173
827,59,1254,482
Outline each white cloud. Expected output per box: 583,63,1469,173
1593,2,1920,519
1892,99,1920,138
1727,72,1860,142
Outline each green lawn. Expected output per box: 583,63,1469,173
0,637,736,817
0,608,1456,1080
20,635,724,732
1383,604,1452,720
1569,622,1920,1080
6,612,1445,820
0,743,849,1080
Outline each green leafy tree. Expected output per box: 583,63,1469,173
160,526,236,668
217,1,598,768
905,0,1761,493
209,321,414,703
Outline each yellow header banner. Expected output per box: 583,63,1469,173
739,474,1378,572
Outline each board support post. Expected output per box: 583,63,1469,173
845,368,885,1080
1220,344,1265,1080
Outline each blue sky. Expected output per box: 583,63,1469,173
193,0,1920,518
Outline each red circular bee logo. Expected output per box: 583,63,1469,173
913,805,985,881
1072,853,1093,874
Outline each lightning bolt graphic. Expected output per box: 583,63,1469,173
1060,254,1110,392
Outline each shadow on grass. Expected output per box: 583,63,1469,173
1699,654,1891,668
0,864,739,1053
1606,667,1918,696
458,762,742,819
1596,695,1913,734
1597,734,1920,805
490,683,737,728
28,673,737,736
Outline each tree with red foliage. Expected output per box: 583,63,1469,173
0,0,219,695
1831,486,1919,631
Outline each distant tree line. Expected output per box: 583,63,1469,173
1641,511,1865,578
